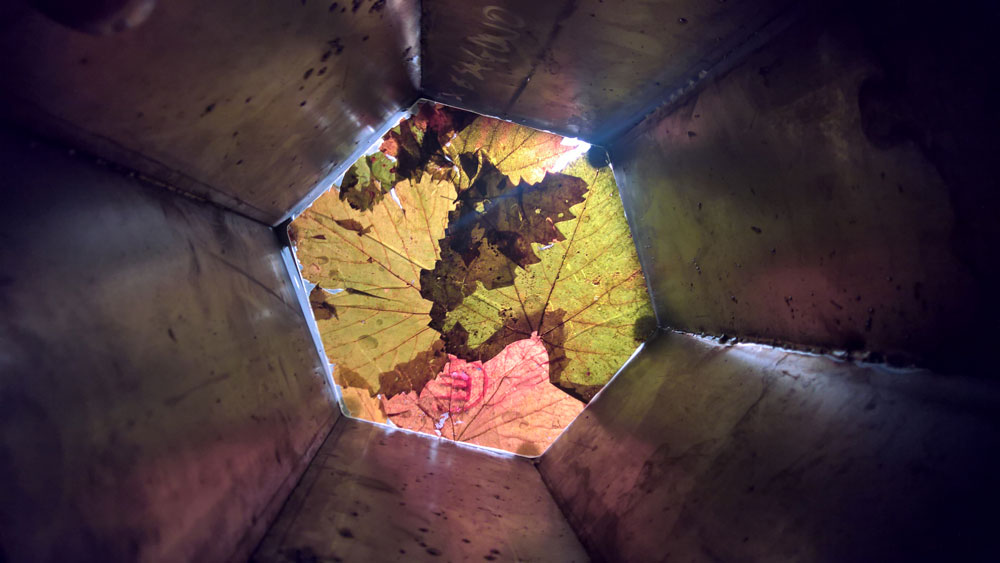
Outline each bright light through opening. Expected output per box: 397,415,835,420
551,137,591,173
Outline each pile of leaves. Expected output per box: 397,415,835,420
291,102,654,454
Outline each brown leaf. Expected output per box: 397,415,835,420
381,102,476,184
377,339,447,396
334,367,375,396
309,285,339,320
419,154,587,334
334,218,372,236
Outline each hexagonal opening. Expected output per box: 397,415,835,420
287,101,655,455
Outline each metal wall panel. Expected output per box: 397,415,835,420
422,0,790,141
0,0,420,225
253,417,588,562
539,331,1000,561
0,130,336,562
609,6,1000,371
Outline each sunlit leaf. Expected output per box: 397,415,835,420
439,157,655,400
382,102,476,184
338,103,475,211
444,114,579,188
382,333,583,455
341,386,387,423
293,173,454,394
294,103,655,449
420,153,588,333
338,152,396,212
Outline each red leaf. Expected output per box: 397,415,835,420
382,332,584,455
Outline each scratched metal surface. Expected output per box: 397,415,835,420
0,0,419,225
253,417,588,562
421,0,790,142
539,330,1000,562
0,129,337,562
608,5,1000,373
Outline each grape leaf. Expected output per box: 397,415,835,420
293,173,454,394
337,152,397,212
443,114,580,188
381,102,477,184
338,102,475,211
449,152,588,268
382,332,583,455
439,157,655,400
341,386,387,423
419,153,588,331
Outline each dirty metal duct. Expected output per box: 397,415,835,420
2,0,999,561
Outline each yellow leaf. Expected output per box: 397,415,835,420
444,115,578,188
293,173,455,393
341,386,387,423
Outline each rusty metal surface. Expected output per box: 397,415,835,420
539,330,1000,561
421,0,791,142
254,417,589,562
0,0,420,225
0,129,337,562
609,7,1000,371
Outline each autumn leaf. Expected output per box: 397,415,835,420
337,102,475,211
439,157,655,400
443,114,580,188
382,333,583,455
341,386,387,423
295,102,654,441
450,152,588,268
293,173,454,395
420,153,588,331
338,151,396,212
381,102,477,184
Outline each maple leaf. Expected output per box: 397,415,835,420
382,333,583,455
292,173,454,395
443,114,580,189
439,157,655,400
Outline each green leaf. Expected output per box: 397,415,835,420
338,103,476,212
439,157,654,400
338,152,395,212
293,173,454,394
